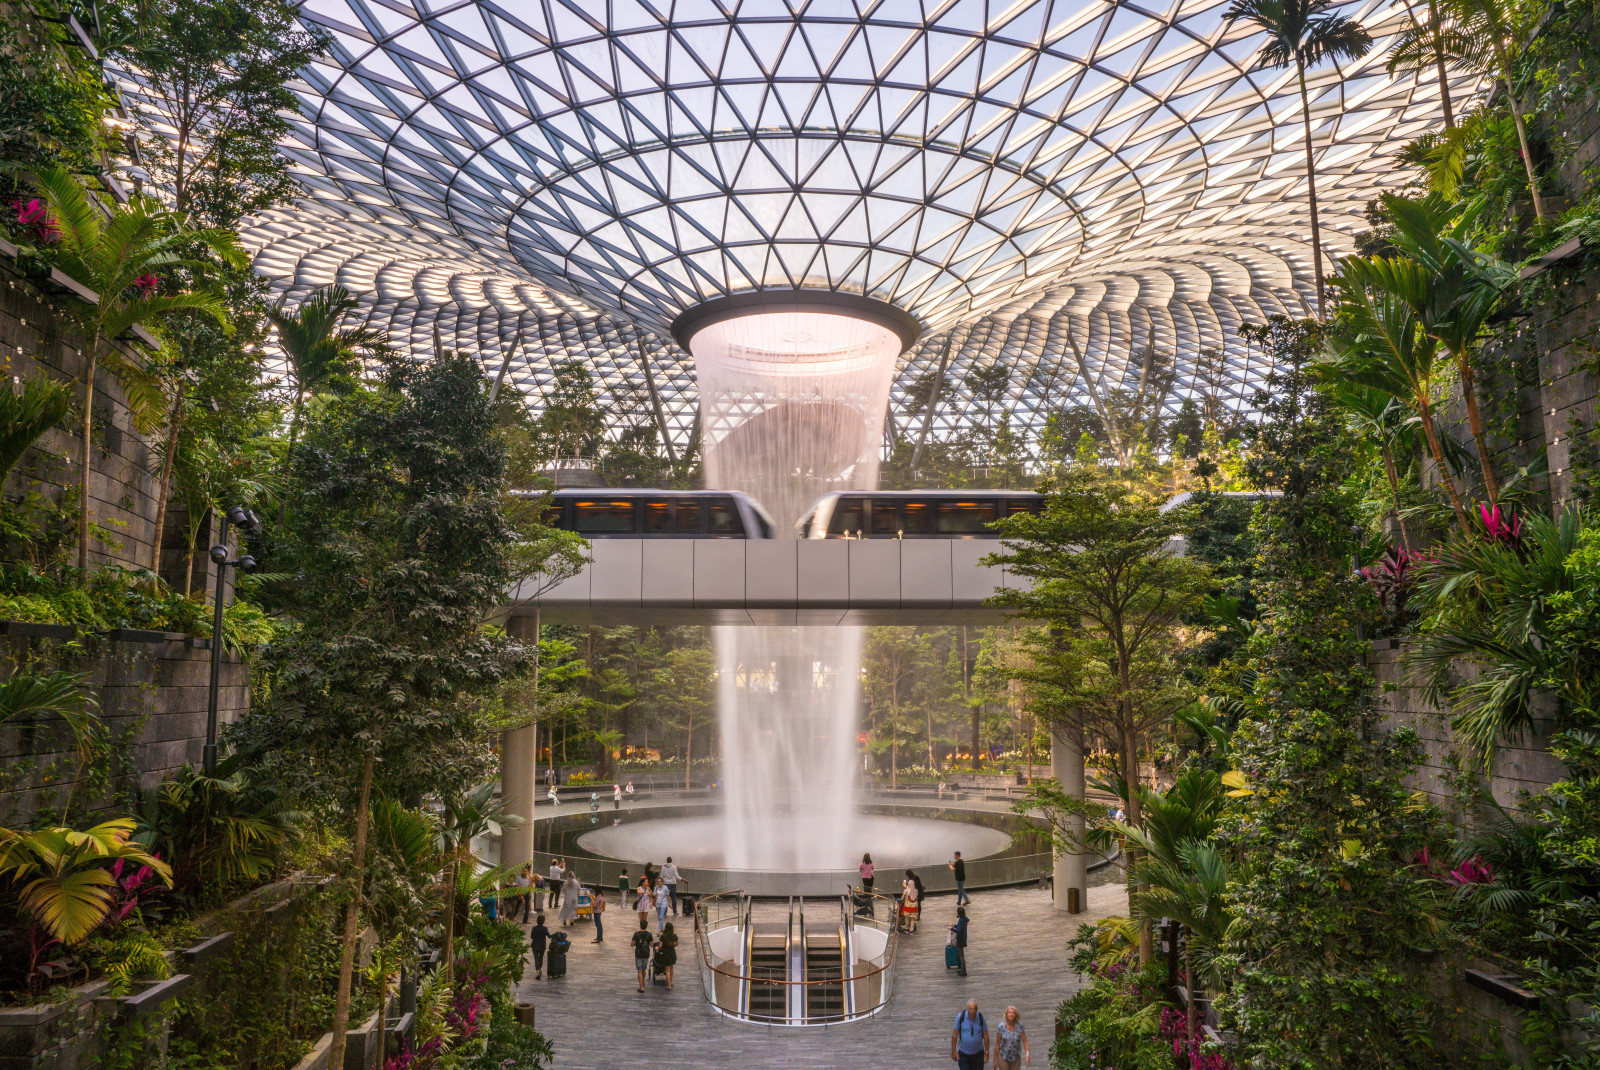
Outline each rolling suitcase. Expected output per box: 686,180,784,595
945,943,961,969
547,933,570,978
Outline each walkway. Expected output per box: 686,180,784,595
513,878,1127,1068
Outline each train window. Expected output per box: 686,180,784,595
707,496,742,536
642,498,702,534
1007,498,1042,516
870,500,898,536
937,500,998,533
571,499,636,533
901,500,933,534
827,498,864,536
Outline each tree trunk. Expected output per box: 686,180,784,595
76,334,100,572
926,706,936,770
1121,708,1153,965
442,849,460,988
1492,37,1545,221
327,749,375,1070
1415,394,1473,535
1427,0,1454,128
1297,62,1327,321
1451,346,1499,506
971,706,981,771
684,715,692,792
149,393,184,583
1184,931,1197,1053
1380,446,1412,551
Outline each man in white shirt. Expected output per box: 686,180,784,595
661,857,681,914
547,859,565,909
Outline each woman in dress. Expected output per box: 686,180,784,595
558,872,581,926
656,920,679,990
635,877,653,929
994,1005,1029,1068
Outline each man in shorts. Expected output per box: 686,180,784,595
632,918,655,992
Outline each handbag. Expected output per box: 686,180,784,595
946,929,957,947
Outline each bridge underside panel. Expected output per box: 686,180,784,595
510,540,1021,626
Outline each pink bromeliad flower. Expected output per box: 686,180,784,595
14,198,59,243
1479,504,1523,546
131,273,160,297
1445,856,1494,885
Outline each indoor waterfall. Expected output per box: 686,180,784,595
693,310,900,870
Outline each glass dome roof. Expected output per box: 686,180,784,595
119,0,1478,449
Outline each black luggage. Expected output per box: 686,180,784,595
547,932,571,978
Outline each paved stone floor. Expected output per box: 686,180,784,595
513,877,1127,1068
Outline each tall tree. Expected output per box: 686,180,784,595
657,646,715,790
863,630,934,788
266,285,393,468
27,166,242,570
235,353,529,1070
118,0,327,225
988,467,1210,960
1224,0,1372,319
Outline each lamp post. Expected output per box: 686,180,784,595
205,505,260,776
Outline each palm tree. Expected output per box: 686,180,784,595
1381,193,1517,506
27,166,243,571
1132,842,1232,1052
1387,0,1457,129
1224,0,1372,320
0,819,172,947
266,285,391,463
0,671,99,760
1326,253,1474,534
1318,379,1418,550
437,782,522,984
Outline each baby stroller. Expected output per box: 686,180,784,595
649,942,671,986
851,887,876,919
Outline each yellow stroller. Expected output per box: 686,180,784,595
574,890,594,921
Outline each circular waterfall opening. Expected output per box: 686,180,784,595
576,813,1013,871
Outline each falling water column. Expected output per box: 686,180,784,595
688,308,902,871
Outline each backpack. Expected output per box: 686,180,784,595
957,1011,986,1051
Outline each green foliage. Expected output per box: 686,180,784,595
0,668,100,760
135,761,300,908
458,994,554,1070
1054,930,1173,1070
81,928,170,997
0,562,272,640
0,7,114,173
0,818,171,946
0,374,72,483
1214,318,1446,1068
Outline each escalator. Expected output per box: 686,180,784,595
803,927,846,1020
746,922,789,1021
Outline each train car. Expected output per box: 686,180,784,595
538,488,778,539
796,490,1044,539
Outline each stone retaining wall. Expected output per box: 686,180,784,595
0,632,248,826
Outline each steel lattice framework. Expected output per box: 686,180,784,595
126,0,1480,448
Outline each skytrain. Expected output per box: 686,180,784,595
538,488,1045,540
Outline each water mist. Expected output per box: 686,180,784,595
692,310,900,870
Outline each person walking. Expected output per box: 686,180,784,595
661,857,681,914
994,1006,1029,1068
657,921,679,990
617,867,631,904
654,879,670,931
859,853,875,893
590,888,607,943
949,852,969,905
529,914,551,980
951,999,988,1070
631,919,654,992
613,783,622,810
949,907,970,976
547,858,566,910
559,873,581,927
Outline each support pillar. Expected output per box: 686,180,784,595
1051,717,1087,913
500,612,539,870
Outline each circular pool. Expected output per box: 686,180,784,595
577,812,1013,870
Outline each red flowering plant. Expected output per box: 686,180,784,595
1478,503,1523,548
13,198,60,245
1362,542,1426,629
130,273,160,298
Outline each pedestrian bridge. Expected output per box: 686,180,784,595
508,539,1028,625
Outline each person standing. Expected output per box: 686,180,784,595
859,853,875,893
661,857,681,914
949,852,969,905
559,873,580,927
617,867,631,905
994,1006,1029,1068
547,858,566,910
951,999,988,1070
635,878,652,930
590,888,607,943
508,865,533,923
657,921,679,990
529,914,551,980
631,919,654,992
654,879,670,931
949,907,970,976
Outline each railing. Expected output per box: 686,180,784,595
693,890,899,1025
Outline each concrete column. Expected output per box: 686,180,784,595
500,612,538,870
1051,717,1088,913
